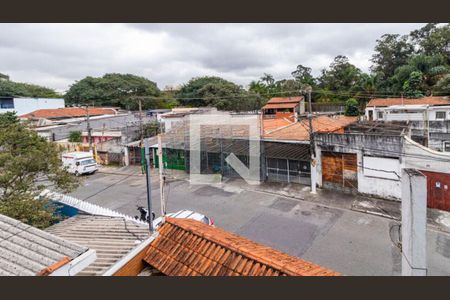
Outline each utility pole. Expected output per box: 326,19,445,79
84,105,92,153
138,98,144,147
157,134,166,221
305,87,317,194
138,98,145,174
144,138,154,233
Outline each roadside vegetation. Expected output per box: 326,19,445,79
0,112,79,228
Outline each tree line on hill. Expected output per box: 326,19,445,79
1,23,449,112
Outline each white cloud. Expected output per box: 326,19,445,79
0,23,425,92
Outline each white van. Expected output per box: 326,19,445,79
62,152,98,176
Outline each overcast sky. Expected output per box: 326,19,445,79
0,23,425,92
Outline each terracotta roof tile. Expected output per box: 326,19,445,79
366,96,450,107
263,115,357,141
144,218,339,276
262,102,299,109
267,97,303,104
262,118,294,133
21,107,117,119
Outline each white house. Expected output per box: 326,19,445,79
373,104,450,122
0,96,65,116
365,96,450,121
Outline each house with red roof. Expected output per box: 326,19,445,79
262,96,305,122
365,96,450,121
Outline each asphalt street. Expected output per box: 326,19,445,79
70,167,450,276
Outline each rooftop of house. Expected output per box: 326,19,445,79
46,215,149,276
366,96,450,108
262,118,294,132
262,97,303,110
266,96,304,104
0,213,90,276
343,121,408,136
262,102,299,109
263,115,357,141
143,218,339,276
20,107,117,120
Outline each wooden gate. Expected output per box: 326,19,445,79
322,152,358,190
421,170,450,212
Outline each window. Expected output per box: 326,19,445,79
436,111,446,120
80,159,96,165
0,98,14,109
377,111,384,119
444,141,450,152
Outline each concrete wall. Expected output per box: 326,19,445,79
401,169,427,276
404,136,450,174
315,133,403,157
358,153,401,199
315,133,403,200
9,98,65,116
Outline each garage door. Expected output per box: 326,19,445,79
266,157,310,184
322,152,358,190
421,170,450,212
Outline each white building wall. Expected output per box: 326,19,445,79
161,117,183,132
366,105,450,122
365,107,387,121
428,107,450,121
357,153,402,200
10,98,65,116
404,136,450,174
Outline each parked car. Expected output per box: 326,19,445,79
62,151,98,176
150,209,214,228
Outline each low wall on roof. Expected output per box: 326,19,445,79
315,133,403,157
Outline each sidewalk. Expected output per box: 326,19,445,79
221,177,450,234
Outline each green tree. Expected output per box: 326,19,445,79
371,34,414,79
0,72,9,81
410,23,450,62
0,76,60,98
291,64,316,86
248,73,281,103
143,121,161,138
344,98,360,116
318,55,362,101
176,76,256,111
0,113,79,228
64,73,161,110
68,131,82,143
403,71,425,98
433,74,450,94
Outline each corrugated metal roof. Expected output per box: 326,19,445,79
46,215,149,276
0,214,88,276
264,141,310,161
144,218,340,276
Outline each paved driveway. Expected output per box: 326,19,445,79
70,167,450,276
